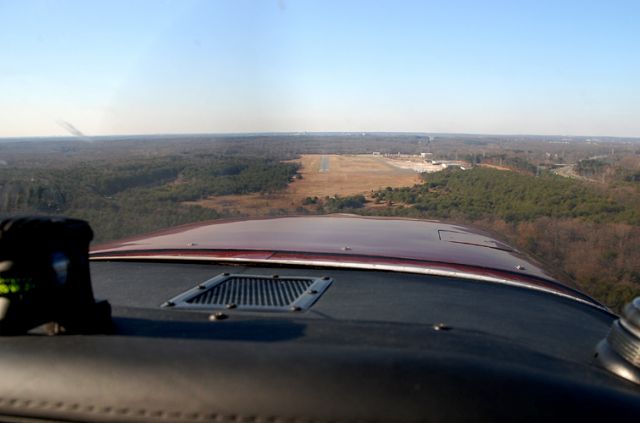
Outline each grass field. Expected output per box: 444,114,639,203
188,154,421,215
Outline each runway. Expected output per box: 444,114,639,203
319,155,330,173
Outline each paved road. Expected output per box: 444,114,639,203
319,155,330,173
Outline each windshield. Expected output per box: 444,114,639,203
0,0,639,311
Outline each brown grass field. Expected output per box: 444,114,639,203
187,154,422,216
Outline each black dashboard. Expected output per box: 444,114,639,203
0,260,638,422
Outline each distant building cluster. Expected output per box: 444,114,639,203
372,151,469,173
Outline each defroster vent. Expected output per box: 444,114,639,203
162,273,333,312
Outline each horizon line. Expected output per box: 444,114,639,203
0,131,639,141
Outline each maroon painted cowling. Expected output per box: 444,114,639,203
90,215,602,307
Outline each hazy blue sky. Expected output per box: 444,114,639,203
1,0,638,137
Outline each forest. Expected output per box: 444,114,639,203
0,153,298,241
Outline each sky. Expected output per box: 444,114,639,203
0,0,639,138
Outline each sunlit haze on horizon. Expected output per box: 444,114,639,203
1,0,639,138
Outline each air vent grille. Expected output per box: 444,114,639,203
163,274,332,312
187,276,314,307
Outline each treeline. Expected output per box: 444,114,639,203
370,168,640,224
0,155,298,241
470,155,538,174
361,168,640,311
576,159,607,178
